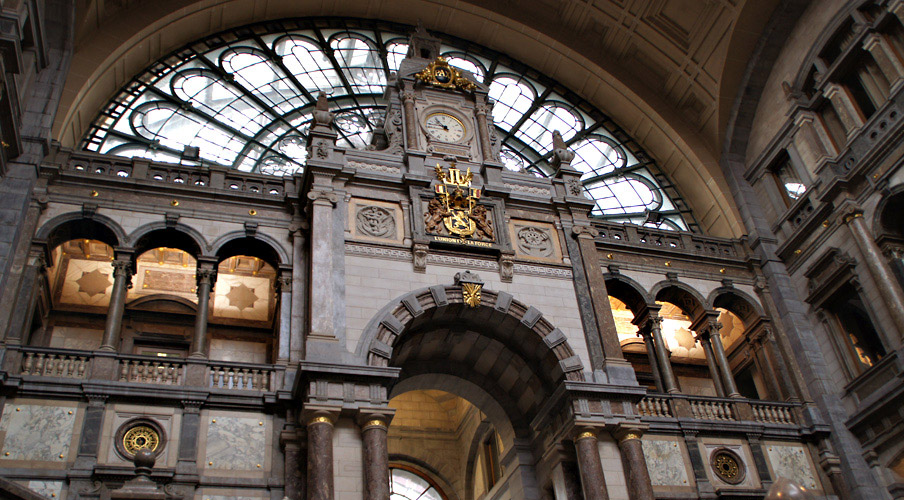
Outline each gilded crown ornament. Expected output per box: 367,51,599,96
415,57,477,92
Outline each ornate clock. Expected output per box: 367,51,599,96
424,112,466,143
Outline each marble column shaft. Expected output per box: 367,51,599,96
617,434,654,500
475,99,493,160
277,272,292,363
307,417,334,500
708,327,740,397
361,420,390,500
751,339,783,400
699,335,726,397
648,317,678,393
100,260,131,351
639,330,664,392
402,90,418,148
190,268,215,357
845,212,904,335
574,431,609,500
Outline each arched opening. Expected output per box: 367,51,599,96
366,284,586,500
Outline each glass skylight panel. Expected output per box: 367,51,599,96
515,103,582,154
275,36,347,96
82,20,694,231
488,75,536,131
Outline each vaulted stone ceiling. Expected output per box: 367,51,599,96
62,0,783,237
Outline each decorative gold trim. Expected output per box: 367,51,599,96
620,432,642,442
426,162,493,241
576,431,596,441
364,419,387,429
462,282,482,308
414,57,476,92
842,212,863,224
309,415,333,425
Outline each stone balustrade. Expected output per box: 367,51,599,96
119,356,185,385
208,362,273,391
20,348,91,379
689,398,735,421
637,393,802,425
751,402,797,425
636,396,672,417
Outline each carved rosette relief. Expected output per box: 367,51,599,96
516,226,553,258
348,199,403,244
356,206,396,239
509,220,562,262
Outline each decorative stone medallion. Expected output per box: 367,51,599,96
711,448,745,485
356,206,396,239
115,418,165,459
516,226,553,258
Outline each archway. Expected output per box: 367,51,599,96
364,282,587,500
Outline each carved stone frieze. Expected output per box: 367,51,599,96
516,226,554,258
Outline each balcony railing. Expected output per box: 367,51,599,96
636,393,801,425
8,346,281,393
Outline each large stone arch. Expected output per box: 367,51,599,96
358,284,586,384
650,280,710,321
708,287,766,327
604,273,652,317
210,231,290,269
35,212,128,249
128,221,210,257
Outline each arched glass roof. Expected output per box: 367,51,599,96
81,18,696,231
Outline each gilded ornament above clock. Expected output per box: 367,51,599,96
414,57,477,92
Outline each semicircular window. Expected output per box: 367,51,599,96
390,466,445,500
82,19,694,231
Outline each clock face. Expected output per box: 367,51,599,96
425,113,466,143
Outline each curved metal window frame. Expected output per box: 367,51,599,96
81,17,697,232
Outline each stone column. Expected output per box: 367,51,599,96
697,332,727,398
638,330,664,392
99,259,132,351
306,412,336,500
750,328,783,400
402,87,418,149
640,311,678,393
358,412,392,500
614,427,654,500
573,429,609,500
290,228,306,362
2,244,47,345
73,394,107,470
707,322,741,398
475,97,494,160
823,83,865,136
843,209,904,335
277,269,292,363
190,266,216,358
863,33,904,92
306,190,339,343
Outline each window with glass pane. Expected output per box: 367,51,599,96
390,467,445,500
770,152,806,205
81,18,696,231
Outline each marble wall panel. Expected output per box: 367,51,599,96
197,490,268,500
0,403,78,462
641,438,691,487
18,480,64,499
764,442,819,490
203,413,266,472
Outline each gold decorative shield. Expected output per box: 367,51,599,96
462,282,482,307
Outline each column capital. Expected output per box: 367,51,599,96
613,423,649,444
572,425,604,442
303,406,341,427
357,408,395,430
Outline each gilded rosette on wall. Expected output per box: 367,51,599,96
426,162,494,241
415,57,477,92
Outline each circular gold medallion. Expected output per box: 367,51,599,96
711,449,745,484
123,426,160,454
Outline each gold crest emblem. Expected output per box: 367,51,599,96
415,57,477,92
